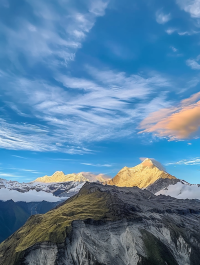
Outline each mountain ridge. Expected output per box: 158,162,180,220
34,171,110,184
1,182,200,265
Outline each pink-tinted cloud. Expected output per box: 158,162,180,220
139,92,200,140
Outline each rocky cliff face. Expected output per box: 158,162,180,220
21,218,198,265
107,158,176,188
1,183,200,265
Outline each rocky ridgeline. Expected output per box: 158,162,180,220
1,182,200,265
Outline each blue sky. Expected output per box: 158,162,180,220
1,0,200,183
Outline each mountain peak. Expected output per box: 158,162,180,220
141,158,166,172
107,159,176,189
141,158,154,166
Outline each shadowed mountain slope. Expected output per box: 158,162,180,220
0,200,61,243
1,182,200,265
0,200,29,243
146,178,181,194
107,158,176,188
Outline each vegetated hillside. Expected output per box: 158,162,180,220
107,158,176,188
0,200,61,243
1,182,200,265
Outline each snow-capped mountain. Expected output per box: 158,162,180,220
0,171,110,202
0,178,84,202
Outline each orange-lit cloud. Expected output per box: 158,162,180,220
139,92,200,139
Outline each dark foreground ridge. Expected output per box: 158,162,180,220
1,182,200,265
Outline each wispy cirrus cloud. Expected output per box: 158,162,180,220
166,28,199,36
0,173,22,178
139,92,200,140
156,10,171,24
0,164,41,174
166,158,200,166
0,0,174,154
0,117,90,154
81,163,112,167
10,168,41,174
178,30,200,35
0,66,170,153
0,0,109,69
12,155,27,159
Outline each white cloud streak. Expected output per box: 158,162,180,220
11,168,41,174
81,163,112,167
12,155,27,159
0,173,22,178
156,11,171,24
166,28,199,36
166,158,200,166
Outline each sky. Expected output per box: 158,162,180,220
1,0,200,183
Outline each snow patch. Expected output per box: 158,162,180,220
156,182,200,200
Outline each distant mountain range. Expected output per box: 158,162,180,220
1,158,200,202
34,171,110,184
0,178,84,202
1,158,200,248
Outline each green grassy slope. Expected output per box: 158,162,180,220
0,186,111,265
